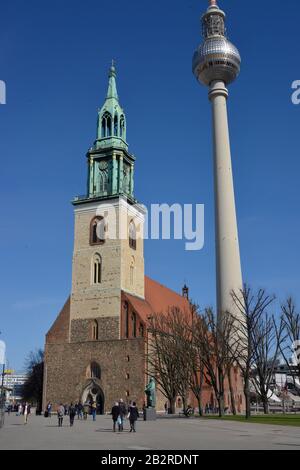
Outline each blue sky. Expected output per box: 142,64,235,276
1,0,300,370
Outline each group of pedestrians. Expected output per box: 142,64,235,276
111,399,139,433
45,398,139,431
44,400,98,427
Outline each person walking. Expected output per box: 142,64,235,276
57,404,65,427
83,402,89,420
23,403,30,425
77,401,83,420
47,402,52,418
69,403,76,427
17,403,22,416
164,402,168,415
111,402,119,432
91,401,97,421
128,402,139,433
118,398,127,431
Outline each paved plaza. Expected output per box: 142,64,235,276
1,413,300,450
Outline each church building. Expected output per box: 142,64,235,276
42,65,192,413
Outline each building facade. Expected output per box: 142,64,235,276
43,65,245,414
2,372,27,403
43,65,194,413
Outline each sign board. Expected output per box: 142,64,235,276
4,370,14,375
0,341,5,365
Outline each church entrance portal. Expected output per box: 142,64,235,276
82,380,105,415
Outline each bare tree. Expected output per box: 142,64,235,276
230,286,275,418
251,314,285,414
165,307,193,413
225,359,237,415
22,349,44,413
188,340,205,416
280,298,300,381
177,303,205,416
147,307,193,414
192,308,236,417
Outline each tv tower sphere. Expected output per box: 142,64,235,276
192,1,241,86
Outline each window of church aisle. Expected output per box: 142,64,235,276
129,220,136,250
90,216,106,245
91,253,102,285
91,320,99,340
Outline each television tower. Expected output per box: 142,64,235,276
193,0,243,319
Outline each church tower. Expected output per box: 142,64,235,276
70,64,145,342
43,64,193,414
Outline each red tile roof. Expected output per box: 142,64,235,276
123,276,191,323
47,277,190,343
46,297,70,343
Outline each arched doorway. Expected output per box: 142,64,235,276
82,379,105,415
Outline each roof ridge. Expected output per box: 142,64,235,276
145,275,188,303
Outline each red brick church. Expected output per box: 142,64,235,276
43,65,244,414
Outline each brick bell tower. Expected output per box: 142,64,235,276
70,63,145,342
43,64,149,413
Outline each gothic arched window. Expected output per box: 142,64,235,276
132,312,137,338
129,221,136,250
123,166,130,194
87,362,101,379
92,320,99,340
101,111,112,137
124,301,129,338
106,115,112,136
90,216,105,245
99,170,108,193
114,114,118,136
92,253,102,285
101,118,106,138
120,115,125,138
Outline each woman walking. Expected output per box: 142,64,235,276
57,404,65,427
128,402,139,433
69,403,76,427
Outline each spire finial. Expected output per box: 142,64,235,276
109,59,116,77
209,0,217,5
106,60,118,100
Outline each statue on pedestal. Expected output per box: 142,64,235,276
144,377,156,408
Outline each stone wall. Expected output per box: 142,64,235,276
70,317,119,342
43,337,146,413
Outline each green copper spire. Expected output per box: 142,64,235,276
106,61,119,100
95,62,127,150
72,63,136,206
